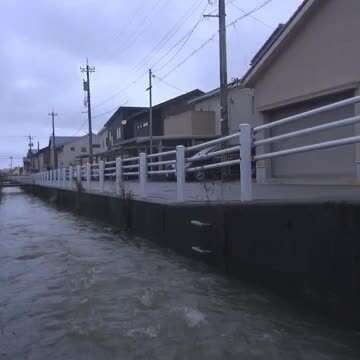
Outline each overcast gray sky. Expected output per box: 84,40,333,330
0,0,303,169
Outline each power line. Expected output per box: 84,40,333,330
92,0,273,120
92,69,148,110
92,100,130,121
107,0,169,62
132,0,205,73
153,2,209,72
72,118,88,136
159,0,273,80
228,0,275,30
92,1,207,110
153,74,185,92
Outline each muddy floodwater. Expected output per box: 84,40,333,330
0,187,359,359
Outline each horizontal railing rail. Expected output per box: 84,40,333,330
254,115,360,147
253,95,360,133
187,159,240,173
187,133,237,152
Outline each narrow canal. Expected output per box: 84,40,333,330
0,187,359,359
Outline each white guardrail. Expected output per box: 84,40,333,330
32,95,360,202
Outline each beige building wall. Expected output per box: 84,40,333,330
164,111,216,137
250,0,360,110
164,111,192,136
191,111,215,135
58,135,100,167
194,87,253,135
245,0,360,183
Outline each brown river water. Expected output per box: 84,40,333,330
0,187,359,359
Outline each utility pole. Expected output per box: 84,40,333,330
28,135,34,173
204,0,229,135
81,59,96,164
219,0,229,135
37,141,40,171
48,111,58,169
146,69,154,154
28,135,33,152
9,156,13,172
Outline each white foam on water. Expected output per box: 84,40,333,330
183,307,206,328
140,288,153,307
126,325,160,338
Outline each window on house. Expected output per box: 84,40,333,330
70,147,75,151
92,144,100,148
116,127,122,139
81,147,87,153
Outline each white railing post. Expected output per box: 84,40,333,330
86,163,91,191
116,157,122,196
139,153,147,197
99,161,104,193
176,145,185,202
58,168,61,185
76,165,81,183
239,124,253,201
63,168,66,187
69,166,73,189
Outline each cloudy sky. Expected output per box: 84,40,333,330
0,0,303,169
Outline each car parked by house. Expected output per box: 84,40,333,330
165,145,255,181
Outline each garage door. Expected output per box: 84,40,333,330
268,91,356,179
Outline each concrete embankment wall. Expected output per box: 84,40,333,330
23,184,360,329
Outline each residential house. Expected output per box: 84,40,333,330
23,157,31,175
242,0,360,184
57,134,101,167
23,148,47,173
49,136,80,169
116,89,218,156
188,80,254,136
30,146,51,171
